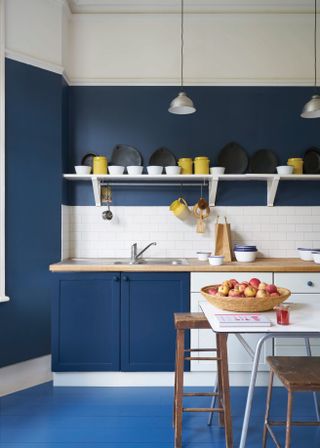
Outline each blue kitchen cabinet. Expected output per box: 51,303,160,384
52,272,190,372
52,273,121,371
121,273,190,371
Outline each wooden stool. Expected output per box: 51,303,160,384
263,356,320,448
173,312,233,448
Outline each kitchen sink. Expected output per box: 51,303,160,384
135,258,189,266
70,257,189,266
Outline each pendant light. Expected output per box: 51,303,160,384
168,0,196,114
301,0,320,118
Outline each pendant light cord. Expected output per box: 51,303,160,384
180,0,184,91
315,0,318,89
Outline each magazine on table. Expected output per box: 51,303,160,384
212,313,271,327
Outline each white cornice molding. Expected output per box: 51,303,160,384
68,75,314,87
5,49,64,75
67,1,316,14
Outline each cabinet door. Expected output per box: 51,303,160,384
190,293,272,372
121,273,190,371
52,273,120,371
190,272,273,373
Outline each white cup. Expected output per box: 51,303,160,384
165,166,181,175
75,165,91,175
210,167,225,175
127,166,143,175
147,166,163,175
108,165,125,175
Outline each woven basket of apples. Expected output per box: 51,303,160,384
201,278,291,312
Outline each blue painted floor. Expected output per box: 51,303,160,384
0,383,319,447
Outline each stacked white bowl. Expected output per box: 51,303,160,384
234,244,258,262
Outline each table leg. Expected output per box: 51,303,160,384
239,334,269,448
218,333,233,448
304,337,320,421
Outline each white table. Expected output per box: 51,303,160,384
200,300,320,448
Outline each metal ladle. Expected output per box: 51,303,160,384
102,203,113,220
102,186,113,220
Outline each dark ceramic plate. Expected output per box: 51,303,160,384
149,147,176,167
110,144,143,167
250,149,278,174
217,142,249,174
81,152,97,167
304,147,320,174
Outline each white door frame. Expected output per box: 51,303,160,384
0,0,9,302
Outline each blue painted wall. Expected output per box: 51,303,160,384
2,59,63,367
67,86,320,206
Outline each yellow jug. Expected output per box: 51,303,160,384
194,156,210,174
169,197,190,220
287,158,303,174
178,158,193,175
93,156,108,174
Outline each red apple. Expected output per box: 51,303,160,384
244,286,257,297
266,284,278,294
207,287,218,296
256,289,268,298
249,278,261,289
270,292,280,297
229,278,239,288
258,282,268,290
228,289,243,297
218,284,230,296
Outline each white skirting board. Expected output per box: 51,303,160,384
53,371,272,387
0,355,52,396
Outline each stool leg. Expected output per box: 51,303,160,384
262,370,274,448
173,334,178,428
207,375,218,426
285,391,293,448
218,333,233,448
174,329,185,448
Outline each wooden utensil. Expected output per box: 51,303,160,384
193,203,210,233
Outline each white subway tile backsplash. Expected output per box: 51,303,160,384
61,206,320,259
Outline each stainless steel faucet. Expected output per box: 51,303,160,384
130,242,157,263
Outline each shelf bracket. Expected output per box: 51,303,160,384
91,176,101,206
209,178,218,206
267,175,280,207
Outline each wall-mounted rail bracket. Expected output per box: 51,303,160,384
91,176,102,206
209,177,218,206
267,175,280,207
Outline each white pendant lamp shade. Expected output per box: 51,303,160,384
301,94,320,118
168,92,196,115
169,0,196,115
301,0,320,118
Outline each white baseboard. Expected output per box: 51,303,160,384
0,355,52,396
53,371,272,387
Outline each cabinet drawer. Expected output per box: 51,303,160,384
274,273,320,293
191,272,273,293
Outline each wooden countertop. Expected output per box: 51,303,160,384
49,258,320,273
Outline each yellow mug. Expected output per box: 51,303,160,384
169,197,189,220
194,156,210,174
93,156,108,174
287,158,303,174
178,158,193,175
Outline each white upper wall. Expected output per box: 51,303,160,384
68,12,316,86
5,0,66,73
3,0,319,85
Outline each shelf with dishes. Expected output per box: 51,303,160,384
63,173,320,207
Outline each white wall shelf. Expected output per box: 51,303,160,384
63,173,320,207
